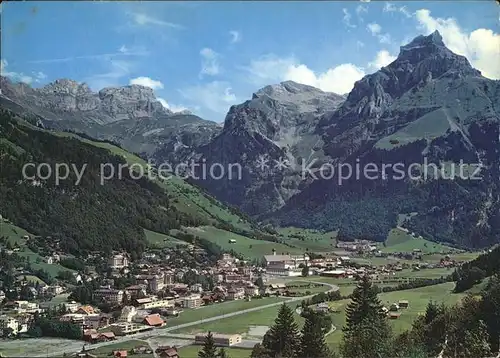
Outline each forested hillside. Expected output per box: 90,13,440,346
0,110,206,258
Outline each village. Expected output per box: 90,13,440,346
0,227,468,358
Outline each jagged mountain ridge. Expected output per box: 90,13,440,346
0,76,221,158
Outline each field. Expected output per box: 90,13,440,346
0,221,73,278
178,345,251,358
166,297,286,327
16,274,47,285
180,226,305,260
171,302,303,337
381,228,455,254
285,281,331,294
173,280,467,351
325,282,466,349
277,227,337,252
144,228,187,248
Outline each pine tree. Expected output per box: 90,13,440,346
218,348,230,358
480,274,500,353
250,343,271,358
411,301,449,356
263,303,300,358
340,275,392,358
299,311,331,358
198,331,218,358
444,295,492,358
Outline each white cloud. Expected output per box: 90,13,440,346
243,48,403,95
131,13,183,28
243,55,365,95
33,71,47,82
1,59,34,84
367,23,392,44
342,8,356,28
383,2,397,13
367,23,381,35
383,2,412,18
415,9,500,79
378,33,392,44
179,81,240,116
356,5,368,15
229,30,241,44
129,76,164,90
398,6,412,18
28,46,148,64
368,50,397,70
199,48,221,77
157,98,189,113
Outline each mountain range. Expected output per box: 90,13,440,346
1,30,499,249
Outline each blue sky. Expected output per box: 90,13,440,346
1,1,499,122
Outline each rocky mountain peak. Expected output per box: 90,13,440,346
98,84,156,101
339,31,481,115
403,30,445,49
40,79,93,96
225,81,344,136
394,30,480,79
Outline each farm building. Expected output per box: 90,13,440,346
390,303,400,311
195,333,242,347
398,300,409,308
389,312,402,319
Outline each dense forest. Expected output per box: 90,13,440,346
453,244,500,292
0,110,206,258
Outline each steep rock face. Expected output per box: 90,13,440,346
271,31,500,248
186,81,345,215
320,30,483,160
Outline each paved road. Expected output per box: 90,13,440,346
34,280,338,357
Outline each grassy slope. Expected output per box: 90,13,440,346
144,228,187,248
327,282,465,348
277,227,337,252
0,221,73,278
381,227,455,254
181,226,306,260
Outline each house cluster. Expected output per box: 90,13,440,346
0,300,44,336
382,299,410,319
336,240,378,253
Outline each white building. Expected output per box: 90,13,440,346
183,295,202,309
263,251,309,276
93,287,124,305
108,254,129,269
119,306,137,322
0,316,19,336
